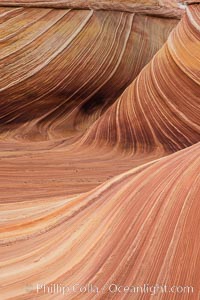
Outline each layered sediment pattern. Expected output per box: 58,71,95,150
80,4,200,154
0,1,199,300
0,5,180,140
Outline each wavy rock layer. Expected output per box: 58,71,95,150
0,142,200,300
0,2,200,300
80,4,200,154
0,7,178,140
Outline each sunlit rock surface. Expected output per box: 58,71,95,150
0,1,199,300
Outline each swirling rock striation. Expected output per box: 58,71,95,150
0,5,179,141
80,4,200,154
0,142,199,299
0,2,200,300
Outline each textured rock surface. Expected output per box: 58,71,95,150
1,142,199,299
0,7,179,140
0,0,184,18
0,2,199,300
80,4,200,154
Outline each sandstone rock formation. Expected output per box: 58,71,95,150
0,3,180,141
0,1,199,300
80,4,200,154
